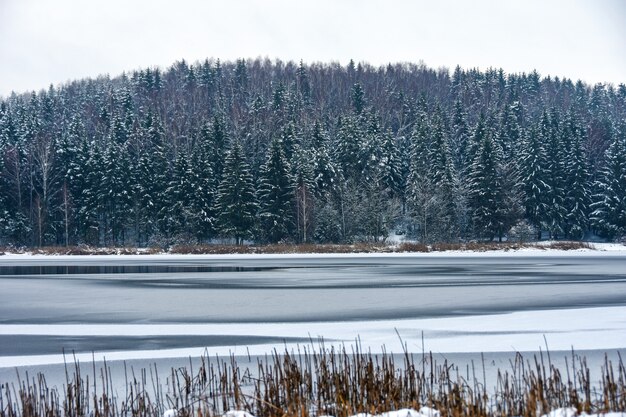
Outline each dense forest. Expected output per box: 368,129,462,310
0,58,625,247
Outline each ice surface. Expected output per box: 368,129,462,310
1,305,624,367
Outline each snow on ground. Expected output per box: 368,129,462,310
179,408,626,417
1,305,625,367
1,242,625,262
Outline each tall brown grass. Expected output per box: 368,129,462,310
1,347,624,417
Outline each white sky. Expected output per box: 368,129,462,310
0,0,625,97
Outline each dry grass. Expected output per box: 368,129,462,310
427,242,528,252
170,243,392,255
543,241,593,251
0,240,603,256
29,246,163,255
1,347,624,417
396,242,430,252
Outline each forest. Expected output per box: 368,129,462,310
0,58,624,247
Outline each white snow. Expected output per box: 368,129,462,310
542,408,578,417
540,408,626,417
417,408,440,417
224,408,440,417
219,408,626,417
223,411,256,417
1,305,625,367
163,409,178,417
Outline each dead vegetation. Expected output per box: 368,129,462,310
0,240,605,256
1,347,624,417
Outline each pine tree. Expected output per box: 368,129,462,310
55,118,84,245
198,117,228,190
427,110,459,241
465,115,488,176
309,122,338,197
217,142,257,245
496,103,522,160
80,143,106,245
162,153,197,238
101,142,133,245
563,113,591,239
189,140,217,241
335,115,364,180
406,111,434,241
379,129,402,197
542,109,567,238
296,60,311,104
136,114,170,243
293,146,316,243
351,83,365,114
520,126,550,238
313,203,342,243
591,133,626,239
468,133,515,240
257,138,294,243
450,99,470,171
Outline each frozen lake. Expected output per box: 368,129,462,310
0,252,625,376
2,253,626,325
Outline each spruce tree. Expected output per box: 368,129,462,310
217,142,257,245
80,143,106,245
406,112,434,241
468,133,510,240
257,138,294,243
293,146,316,243
189,140,217,241
450,99,470,172
428,110,459,241
351,83,365,114
335,116,364,181
520,126,550,239
379,129,402,197
136,114,170,243
163,153,196,239
591,133,626,239
309,122,338,197
563,113,591,239
101,143,133,245
542,109,567,238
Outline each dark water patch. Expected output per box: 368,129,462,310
0,334,310,356
0,265,276,276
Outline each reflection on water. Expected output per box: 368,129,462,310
0,265,269,275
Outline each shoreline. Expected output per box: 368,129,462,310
1,241,625,258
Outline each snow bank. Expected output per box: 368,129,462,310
178,408,625,417
542,408,579,417
217,408,440,417
540,407,626,417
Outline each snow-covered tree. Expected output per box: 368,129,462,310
217,142,257,245
257,138,294,243
541,109,567,238
450,99,470,172
468,132,519,240
591,133,626,240
562,113,591,239
520,126,550,239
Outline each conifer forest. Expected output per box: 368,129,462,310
0,58,625,247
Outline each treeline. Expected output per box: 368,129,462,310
0,58,624,247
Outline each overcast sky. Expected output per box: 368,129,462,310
0,0,625,97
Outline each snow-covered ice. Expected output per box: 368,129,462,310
1,305,624,367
